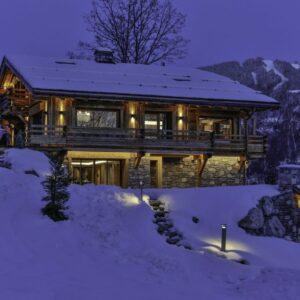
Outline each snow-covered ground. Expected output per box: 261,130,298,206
1,149,300,300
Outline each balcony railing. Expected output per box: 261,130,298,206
28,125,267,157
0,89,30,109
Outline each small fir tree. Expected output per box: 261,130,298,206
41,153,70,221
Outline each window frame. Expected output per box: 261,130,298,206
75,108,121,128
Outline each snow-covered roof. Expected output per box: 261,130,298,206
1,55,278,107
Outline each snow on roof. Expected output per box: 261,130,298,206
3,55,278,106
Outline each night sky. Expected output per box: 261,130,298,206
1,0,300,67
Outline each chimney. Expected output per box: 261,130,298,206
94,48,114,64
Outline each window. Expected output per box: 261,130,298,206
144,112,172,131
72,159,122,186
199,118,232,137
76,109,119,128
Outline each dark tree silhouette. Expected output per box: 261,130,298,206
70,0,188,64
41,152,70,222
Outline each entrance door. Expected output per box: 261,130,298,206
94,160,121,186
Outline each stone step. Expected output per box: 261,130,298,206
166,237,181,245
153,217,167,224
152,206,165,212
149,200,164,208
154,211,168,218
150,198,191,250
165,231,181,238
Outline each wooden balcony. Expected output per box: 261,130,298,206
28,125,267,157
0,89,30,110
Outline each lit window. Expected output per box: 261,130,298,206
76,110,119,128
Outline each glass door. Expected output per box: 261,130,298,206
144,112,172,139
94,160,121,186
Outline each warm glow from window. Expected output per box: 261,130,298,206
72,161,94,166
95,160,107,165
145,120,158,126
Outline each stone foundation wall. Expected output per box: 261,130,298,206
201,156,243,186
129,156,244,189
128,158,151,188
162,157,198,188
239,192,300,242
278,165,300,191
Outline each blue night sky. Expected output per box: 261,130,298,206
1,0,300,67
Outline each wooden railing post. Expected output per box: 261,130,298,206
140,128,145,139
244,117,249,155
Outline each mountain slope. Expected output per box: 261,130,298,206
202,58,300,180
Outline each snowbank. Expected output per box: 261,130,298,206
148,186,300,269
3,148,50,176
1,149,300,299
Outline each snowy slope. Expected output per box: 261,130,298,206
1,149,300,300
263,59,288,90
149,186,300,269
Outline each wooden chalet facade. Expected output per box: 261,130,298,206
0,54,279,188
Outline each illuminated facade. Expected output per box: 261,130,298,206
0,54,279,188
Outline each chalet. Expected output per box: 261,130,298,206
0,52,279,188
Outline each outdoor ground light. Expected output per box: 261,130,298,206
221,224,227,252
139,180,143,202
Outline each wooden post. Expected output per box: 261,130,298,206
134,152,145,169
196,154,211,186
252,116,256,135
244,116,249,155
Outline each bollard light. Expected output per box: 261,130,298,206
221,224,227,252
139,180,143,202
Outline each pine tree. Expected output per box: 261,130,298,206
41,153,70,221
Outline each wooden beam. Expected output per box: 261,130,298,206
197,154,210,177
134,151,145,169
238,154,247,173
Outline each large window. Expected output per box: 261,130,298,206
76,109,120,128
72,159,122,186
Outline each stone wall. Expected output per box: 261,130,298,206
162,157,198,188
278,164,300,191
239,192,300,242
201,156,244,186
129,155,245,189
128,158,151,188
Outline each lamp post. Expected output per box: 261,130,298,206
139,180,143,202
221,224,227,252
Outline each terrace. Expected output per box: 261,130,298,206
28,125,266,157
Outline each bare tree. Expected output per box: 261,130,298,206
70,0,189,64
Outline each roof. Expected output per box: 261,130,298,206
0,55,279,108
